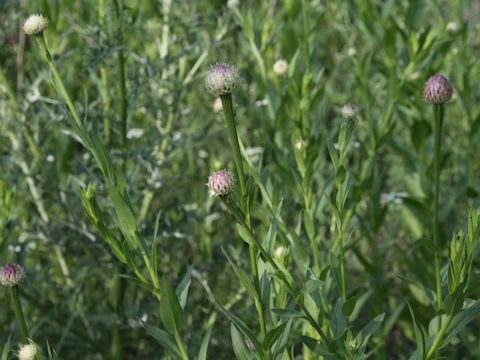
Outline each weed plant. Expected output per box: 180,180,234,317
1,0,480,359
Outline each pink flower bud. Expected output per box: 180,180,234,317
423,75,452,104
341,103,357,119
207,170,235,196
205,64,240,97
0,263,25,287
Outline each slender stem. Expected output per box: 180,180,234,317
220,94,246,197
218,93,267,354
174,328,189,360
425,314,453,360
10,286,29,340
338,184,347,301
99,0,111,142
112,0,128,148
36,35,83,130
433,105,444,311
336,142,347,301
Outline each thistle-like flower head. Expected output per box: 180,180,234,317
207,170,235,196
18,343,38,360
341,103,357,119
205,64,240,97
23,14,48,35
0,263,25,287
423,75,452,105
273,59,288,75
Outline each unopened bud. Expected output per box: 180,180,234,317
0,263,25,287
341,103,357,119
423,75,452,104
207,170,235,196
205,64,240,97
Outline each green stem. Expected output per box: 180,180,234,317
433,105,444,311
174,328,189,360
110,263,127,360
220,94,246,197
36,35,83,130
99,0,111,142
10,286,29,340
338,184,347,301
219,94,267,355
425,314,453,360
112,0,128,148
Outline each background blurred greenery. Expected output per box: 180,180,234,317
1,0,480,358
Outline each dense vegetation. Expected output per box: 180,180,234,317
1,0,480,359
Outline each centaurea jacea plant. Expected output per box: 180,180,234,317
24,14,191,360
205,64,352,359
423,75,452,314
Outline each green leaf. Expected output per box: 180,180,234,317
215,300,262,351
356,312,385,354
342,296,356,317
198,323,215,360
271,308,304,319
265,217,278,254
223,248,258,301
300,336,336,359
272,320,291,360
442,299,480,347
236,223,256,247
142,322,182,360
151,210,162,279
408,303,425,360
335,165,346,186
231,323,256,360
329,251,342,296
332,297,346,336
1,335,11,360
327,138,339,170
160,277,184,334
176,266,192,310
303,211,315,240
263,322,288,351
302,279,326,294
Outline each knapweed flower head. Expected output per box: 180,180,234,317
205,64,240,97
207,170,235,197
273,59,288,75
23,14,48,35
18,343,38,360
423,75,452,104
0,263,25,287
213,97,223,112
341,103,357,119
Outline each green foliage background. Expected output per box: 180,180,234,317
1,0,479,358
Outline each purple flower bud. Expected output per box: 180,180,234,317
341,103,357,119
207,170,235,196
205,64,240,97
423,75,452,105
0,263,25,287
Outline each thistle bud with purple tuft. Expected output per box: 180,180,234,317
0,263,25,287
207,170,235,197
341,104,357,119
205,64,240,97
423,75,452,105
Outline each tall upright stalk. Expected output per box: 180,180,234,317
220,93,267,356
10,286,29,341
433,105,444,312
112,0,128,147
